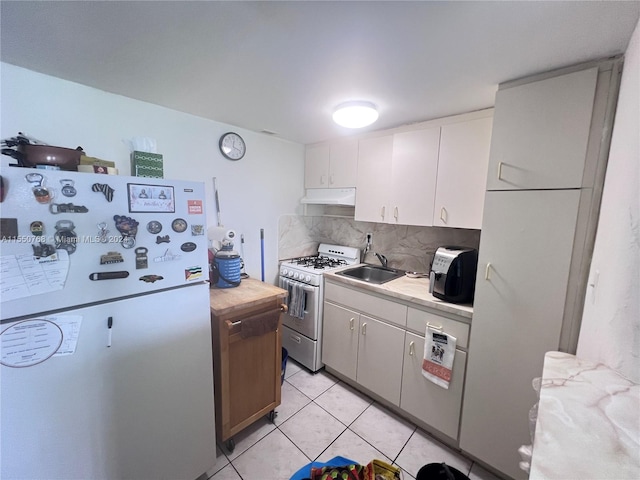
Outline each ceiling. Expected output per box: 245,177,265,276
1,1,639,145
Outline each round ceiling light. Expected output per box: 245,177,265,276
332,101,379,128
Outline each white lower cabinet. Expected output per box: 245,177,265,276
400,332,467,440
322,302,359,379
322,303,404,406
357,314,405,405
322,279,470,441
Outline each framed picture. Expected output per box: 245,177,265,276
127,183,175,213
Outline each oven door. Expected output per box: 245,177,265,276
279,276,320,340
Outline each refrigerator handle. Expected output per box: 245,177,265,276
107,316,113,347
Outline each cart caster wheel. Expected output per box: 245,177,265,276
226,438,235,452
268,410,276,423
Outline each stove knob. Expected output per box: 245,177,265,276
281,268,288,276
305,275,311,282
288,270,294,277
293,272,299,279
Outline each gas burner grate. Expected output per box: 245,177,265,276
291,255,348,270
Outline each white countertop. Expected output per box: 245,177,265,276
323,264,473,319
530,351,640,479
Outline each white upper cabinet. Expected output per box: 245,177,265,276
390,128,440,226
486,67,598,190
305,138,358,188
433,116,493,229
355,135,394,222
356,128,440,226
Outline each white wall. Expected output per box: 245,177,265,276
577,19,640,382
0,63,305,284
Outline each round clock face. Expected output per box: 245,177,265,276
219,132,246,160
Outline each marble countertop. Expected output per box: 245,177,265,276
529,351,640,479
323,264,473,319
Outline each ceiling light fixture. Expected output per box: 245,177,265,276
332,101,379,128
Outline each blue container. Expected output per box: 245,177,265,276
214,246,241,288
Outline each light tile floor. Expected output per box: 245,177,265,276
205,360,504,480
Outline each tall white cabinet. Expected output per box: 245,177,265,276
459,59,623,479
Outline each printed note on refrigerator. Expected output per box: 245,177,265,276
0,250,70,302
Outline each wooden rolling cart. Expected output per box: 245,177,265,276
209,278,287,452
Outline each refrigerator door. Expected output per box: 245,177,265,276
0,168,209,320
0,284,216,480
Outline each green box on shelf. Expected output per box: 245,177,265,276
131,151,164,178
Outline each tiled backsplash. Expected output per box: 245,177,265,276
278,215,480,274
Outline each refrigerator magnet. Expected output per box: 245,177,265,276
171,218,187,233
89,271,130,281
60,179,77,197
135,247,148,269
54,220,78,254
146,220,162,234
139,274,164,283
25,173,52,204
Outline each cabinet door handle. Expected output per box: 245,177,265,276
394,206,398,220
361,322,367,335
349,318,355,331
329,173,334,185
497,162,504,180
409,341,415,356
440,207,447,223
427,322,443,331
485,262,492,280
321,174,326,185
381,206,385,220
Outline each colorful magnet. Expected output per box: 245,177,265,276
146,220,162,234
100,251,124,265
171,218,187,233
156,235,170,244
180,242,197,252
113,215,139,249
54,220,78,254
30,221,45,236
60,179,77,197
139,274,164,283
25,173,52,204
97,222,110,243
191,224,204,236
49,203,89,214
92,183,115,202
135,247,148,269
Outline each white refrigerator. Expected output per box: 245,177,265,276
0,167,216,480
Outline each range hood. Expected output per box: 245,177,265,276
300,188,356,206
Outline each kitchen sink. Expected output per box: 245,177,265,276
336,265,405,284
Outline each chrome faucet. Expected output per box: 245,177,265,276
375,253,388,268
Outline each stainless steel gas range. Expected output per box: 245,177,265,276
279,243,360,372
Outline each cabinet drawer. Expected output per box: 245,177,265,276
407,307,469,349
325,281,407,327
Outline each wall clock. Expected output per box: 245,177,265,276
219,132,246,161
